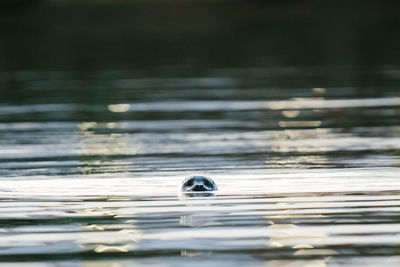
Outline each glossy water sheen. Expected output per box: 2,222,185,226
1,66,400,267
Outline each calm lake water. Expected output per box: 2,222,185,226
1,1,400,266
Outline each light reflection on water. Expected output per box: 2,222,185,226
0,67,400,266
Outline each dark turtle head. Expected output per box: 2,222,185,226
181,175,218,193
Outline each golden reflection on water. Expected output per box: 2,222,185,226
279,96,324,129
177,193,338,262
1,93,397,264
108,104,131,113
265,155,329,168
75,196,141,254
262,197,336,260
94,245,132,253
78,126,139,156
84,224,104,231
270,128,332,154
76,121,140,175
281,110,300,118
313,88,327,95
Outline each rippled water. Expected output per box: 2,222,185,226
1,67,400,266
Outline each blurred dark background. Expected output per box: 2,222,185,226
0,0,400,105
1,0,400,71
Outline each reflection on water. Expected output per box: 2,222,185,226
1,1,400,264
0,67,400,266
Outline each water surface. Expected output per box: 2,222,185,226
2,1,400,265
1,66,400,266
